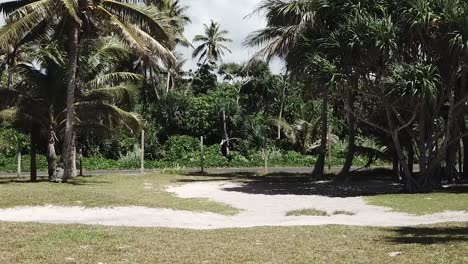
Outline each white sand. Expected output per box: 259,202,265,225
0,181,466,229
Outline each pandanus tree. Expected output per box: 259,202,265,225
192,20,232,64
0,0,176,180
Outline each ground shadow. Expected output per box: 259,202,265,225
0,175,110,186
182,168,405,197
387,225,468,245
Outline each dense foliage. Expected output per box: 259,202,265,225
1,0,468,193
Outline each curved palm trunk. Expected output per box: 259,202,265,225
60,25,79,182
312,88,329,178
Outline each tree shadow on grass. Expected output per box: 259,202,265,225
387,225,468,245
0,176,111,186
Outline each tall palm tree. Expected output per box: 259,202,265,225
245,0,349,178
0,37,143,181
0,0,176,180
192,20,232,64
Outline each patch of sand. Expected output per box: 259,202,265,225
0,181,466,229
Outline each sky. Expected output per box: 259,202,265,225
177,0,284,73
0,0,284,73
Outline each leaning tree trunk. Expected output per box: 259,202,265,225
60,25,79,182
221,109,230,157
384,104,421,192
47,123,57,180
30,123,39,182
312,88,329,178
277,83,286,140
338,89,356,180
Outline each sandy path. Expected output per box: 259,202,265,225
0,181,467,229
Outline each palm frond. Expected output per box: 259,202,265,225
85,72,143,89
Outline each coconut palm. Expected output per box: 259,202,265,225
192,20,232,64
0,0,176,179
0,37,143,180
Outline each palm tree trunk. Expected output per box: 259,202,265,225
277,82,286,140
60,25,79,181
312,88,329,178
47,123,57,180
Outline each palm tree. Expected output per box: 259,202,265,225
0,0,176,180
0,37,143,181
245,0,350,178
192,20,232,64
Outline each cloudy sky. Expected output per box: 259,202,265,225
0,0,284,73
177,0,284,73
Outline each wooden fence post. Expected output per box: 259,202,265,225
141,130,145,174
200,136,204,174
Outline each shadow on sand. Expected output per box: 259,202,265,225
180,168,405,197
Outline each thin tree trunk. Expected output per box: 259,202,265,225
385,105,421,192
70,133,77,178
408,142,414,176
277,82,286,140
222,109,230,157
445,80,458,184
47,123,57,180
60,25,79,181
312,88,329,178
338,89,356,179
30,124,38,182
461,116,468,181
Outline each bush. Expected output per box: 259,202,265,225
163,135,200,161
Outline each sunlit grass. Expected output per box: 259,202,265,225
0,174,239,215
0,222,466,264
366,186,468,215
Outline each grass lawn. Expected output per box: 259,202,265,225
366,185,468,215
0,222,466,264
286,209,356,216
0,174,238,215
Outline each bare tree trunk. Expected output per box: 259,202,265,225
222,109,230,157
408,142,414,176
60,25,79,182
338,89,356,180
30,124,38,182
312,88,329,178
47,123,57,180
70,134,77,178
461,116,468,181
277,82,286,140
445,80,458,184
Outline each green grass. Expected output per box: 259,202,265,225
0,222,466,264
0,174,239,215
286,209,356,217
366,187,468,215
286,209,329,216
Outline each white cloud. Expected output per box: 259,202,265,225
0,0,285,73
177,0,284,74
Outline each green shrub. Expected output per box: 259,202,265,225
163,135,200,161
